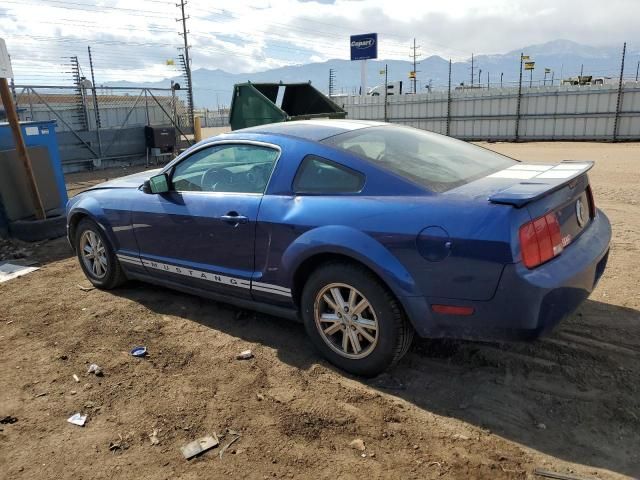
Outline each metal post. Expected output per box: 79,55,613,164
470,53,474,86
0,78,46,220
446,59,452,136
87,46,102,165
9,76,16,103
515,53,524,141
383,63,388,122
178,0,194,129
636,60,639,81
487,71,489,89
144,89,150,125
529,68,533,88
360,60,366,96
500,72,503,88
613,42,627,142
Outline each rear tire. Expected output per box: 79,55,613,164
301,262,414,377
75,218,126,289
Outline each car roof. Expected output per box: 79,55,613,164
233,119,387,142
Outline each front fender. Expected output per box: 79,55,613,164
281,225,419,298
66,194,119,250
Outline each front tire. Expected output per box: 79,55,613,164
301,262,414,377
75,218,126,289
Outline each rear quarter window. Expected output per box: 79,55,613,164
293,155,365,194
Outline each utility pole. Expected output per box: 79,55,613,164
487,71,489,88
500,72,503,88
580,63,584,80
478,68,482,86
177,0,194,129
515,53,524,141
636,60,639,81
409,38,421,94
383,64,388,122
613,42,626,141
470,53,474,86
446,59,452,136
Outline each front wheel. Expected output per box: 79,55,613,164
75,218,126,289
301,262,414,377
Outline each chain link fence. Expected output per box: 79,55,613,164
11,85,194,171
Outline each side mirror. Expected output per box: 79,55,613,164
144,173,170,194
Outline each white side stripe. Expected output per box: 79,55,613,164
252,285,292,297
252,281,291,294
117,254,291,297
117,254,143,265
119,257,143,266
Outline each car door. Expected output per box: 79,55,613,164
131,141,280,299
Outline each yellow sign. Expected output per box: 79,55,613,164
524,61,535,70
379,69,385,75
521,55,530,60
409,71,416,79
166,59,175,66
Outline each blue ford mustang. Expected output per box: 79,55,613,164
66,120,611,376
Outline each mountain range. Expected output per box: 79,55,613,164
110,40,637,109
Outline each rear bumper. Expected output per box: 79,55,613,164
404,209,611,340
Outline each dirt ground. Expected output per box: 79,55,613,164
0,142,638,480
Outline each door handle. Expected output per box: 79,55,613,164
220,212,248,225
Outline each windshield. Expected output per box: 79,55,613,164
322,125,516,192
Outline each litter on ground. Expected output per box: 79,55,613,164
67,413,87,427
0,262,39,283
180,434,219,459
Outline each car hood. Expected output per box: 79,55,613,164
87,169,162,191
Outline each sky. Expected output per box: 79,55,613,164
1,0,639,85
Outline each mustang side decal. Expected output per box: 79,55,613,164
116,254,291,297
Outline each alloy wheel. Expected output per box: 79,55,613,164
80,230,108,279
314,283,379,359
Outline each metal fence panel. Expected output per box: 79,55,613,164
12,85,193,171
337,82,640,141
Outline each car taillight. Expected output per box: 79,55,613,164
519,212,563,269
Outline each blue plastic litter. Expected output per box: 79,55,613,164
130,346,148,357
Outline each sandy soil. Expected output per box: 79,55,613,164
0,142,638,480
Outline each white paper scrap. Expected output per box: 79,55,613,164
67,413,87,427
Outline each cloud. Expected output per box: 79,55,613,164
0,0,638,85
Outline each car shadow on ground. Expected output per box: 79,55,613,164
113,282,640,477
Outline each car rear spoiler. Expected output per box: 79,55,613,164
488,161,594,208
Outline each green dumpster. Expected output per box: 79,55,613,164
229,82,346,131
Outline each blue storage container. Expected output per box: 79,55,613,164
0,120,68,236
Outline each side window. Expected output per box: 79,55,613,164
293,155,365,194
171,144,279,194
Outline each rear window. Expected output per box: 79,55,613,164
322,125,516,192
